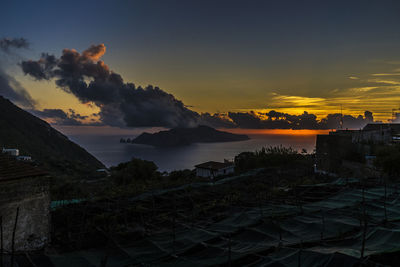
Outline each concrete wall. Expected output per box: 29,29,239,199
0,176,50,251
316,134,354,173
216,166,234,176
196,168,212,178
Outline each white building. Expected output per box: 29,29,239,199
2,148,19,156
195,161,235,179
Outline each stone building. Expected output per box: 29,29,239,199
0,154,50,251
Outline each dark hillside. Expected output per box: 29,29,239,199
0,96,104,175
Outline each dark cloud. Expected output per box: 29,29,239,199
283,111,320,129
228,111,267,129
320,113,369,130
227,110,319,129
0,38,36,108
30,108,96,126
20,53,58,80
68,109,88,120
32,108,70,120
0,68,36,108
364,111,373,122
0,38,29,53
226,110,374,130
199,112,236,128
22,44,200,127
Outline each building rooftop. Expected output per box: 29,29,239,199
195,161,234,170
0,154,47,181
363,123,400,131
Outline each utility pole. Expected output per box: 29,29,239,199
340,104,343,129
0,216,3,267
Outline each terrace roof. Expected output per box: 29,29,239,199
195,161,234,170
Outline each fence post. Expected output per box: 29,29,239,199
0,215,3,267
360,185,367,260
11,207,20,267
228,233,232,267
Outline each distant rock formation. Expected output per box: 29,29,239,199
131,125,249,147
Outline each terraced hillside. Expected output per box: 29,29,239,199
46,169,400,266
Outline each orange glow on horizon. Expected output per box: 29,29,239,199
220,128,332,136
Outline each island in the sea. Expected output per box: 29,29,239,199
122,125,250,147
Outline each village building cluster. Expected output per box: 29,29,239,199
2,148,32,161
316,123,400,173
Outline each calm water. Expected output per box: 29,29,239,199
57,126,330,172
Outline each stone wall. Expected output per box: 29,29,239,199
0,176,50,251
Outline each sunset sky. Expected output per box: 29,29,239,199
2,0,400,125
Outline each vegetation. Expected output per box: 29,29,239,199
51,146,320,200
50,145,359,265
111,158,160,185
102,146,319,199
50,152,336,261
234,145,313,173
95,158,198,198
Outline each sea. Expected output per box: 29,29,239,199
55,126,331,172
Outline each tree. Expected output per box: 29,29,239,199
111,158,159,185
234,146,310,172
